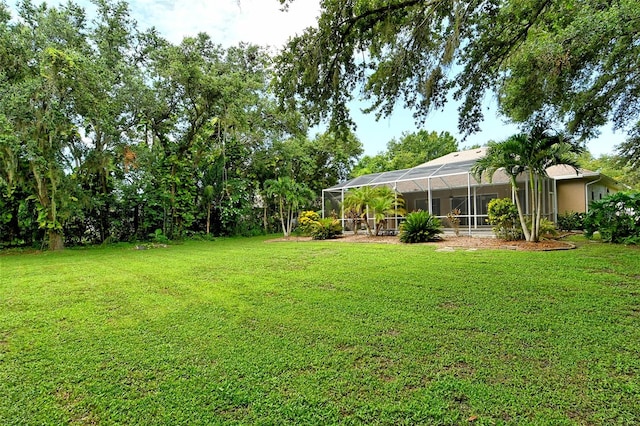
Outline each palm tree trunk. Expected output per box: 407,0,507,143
535,176,543,242
527,171,537,241
511,178,531,241
279,200,287,237
363,207,373,236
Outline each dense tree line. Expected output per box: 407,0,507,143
0,0,362,249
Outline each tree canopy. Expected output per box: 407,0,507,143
351,130,457,176
275,0,639,157
0,0,362,249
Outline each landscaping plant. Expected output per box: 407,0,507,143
446,208,461,236
584,191,640,244
297,211,321,236
557,211,585,231
309,217,343,240
343,186,405,236
486,198,522,240
399,210,443,243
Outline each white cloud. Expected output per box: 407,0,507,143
129,0,319,48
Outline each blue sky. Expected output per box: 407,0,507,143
10,0,625,157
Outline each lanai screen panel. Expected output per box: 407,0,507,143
326,159,484,193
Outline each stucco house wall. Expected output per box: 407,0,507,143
557,180,587,214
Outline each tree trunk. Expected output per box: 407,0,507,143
511,179,531,241
279,200,288,237
363,207,373,236
263,204,268,233
534,176,543,242
206,203,211,235
48,229,64,251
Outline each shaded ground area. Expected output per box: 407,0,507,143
266,233,576,251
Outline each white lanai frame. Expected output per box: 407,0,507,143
322,149,554,235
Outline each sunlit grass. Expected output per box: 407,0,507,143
1,236,639,424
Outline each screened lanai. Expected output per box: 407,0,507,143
322,148,557,235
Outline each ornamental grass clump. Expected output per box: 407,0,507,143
399,211,443,243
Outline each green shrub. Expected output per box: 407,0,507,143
297,211,321,236
584,191,640,244
557,211,584,231
487,198,522,240
150,229,170,244
399,211,443,243
526,217,558,238
309,217,342,240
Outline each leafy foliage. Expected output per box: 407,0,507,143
342,186,405,236
276,0,640,160
557,211,585,232
584,192,640,244
265,177,315,238
577,152,640,191
308,217,342,240
352,130,457,176
297,210,320,236
294,210,341,240
399,211,443,243
0,2,362,249
446,208,461,237
487,198,522,241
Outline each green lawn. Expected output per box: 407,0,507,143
1,237,639,425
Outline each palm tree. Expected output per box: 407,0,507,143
342,186,375,235
525,127,583,240
342,186,405,236
368,187,406,235
265,177,315,237
472,126,582,242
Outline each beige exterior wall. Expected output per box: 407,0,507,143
557,180,587,213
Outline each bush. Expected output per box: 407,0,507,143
528,217,558,239
150,229,170,244
297,211,321,236
399,211,443,243
584,191,640,244
557,211,584,231
487,198,522,240
309,217,342,240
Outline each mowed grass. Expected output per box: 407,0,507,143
1,237,639,425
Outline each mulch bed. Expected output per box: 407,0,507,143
265,234,576,251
